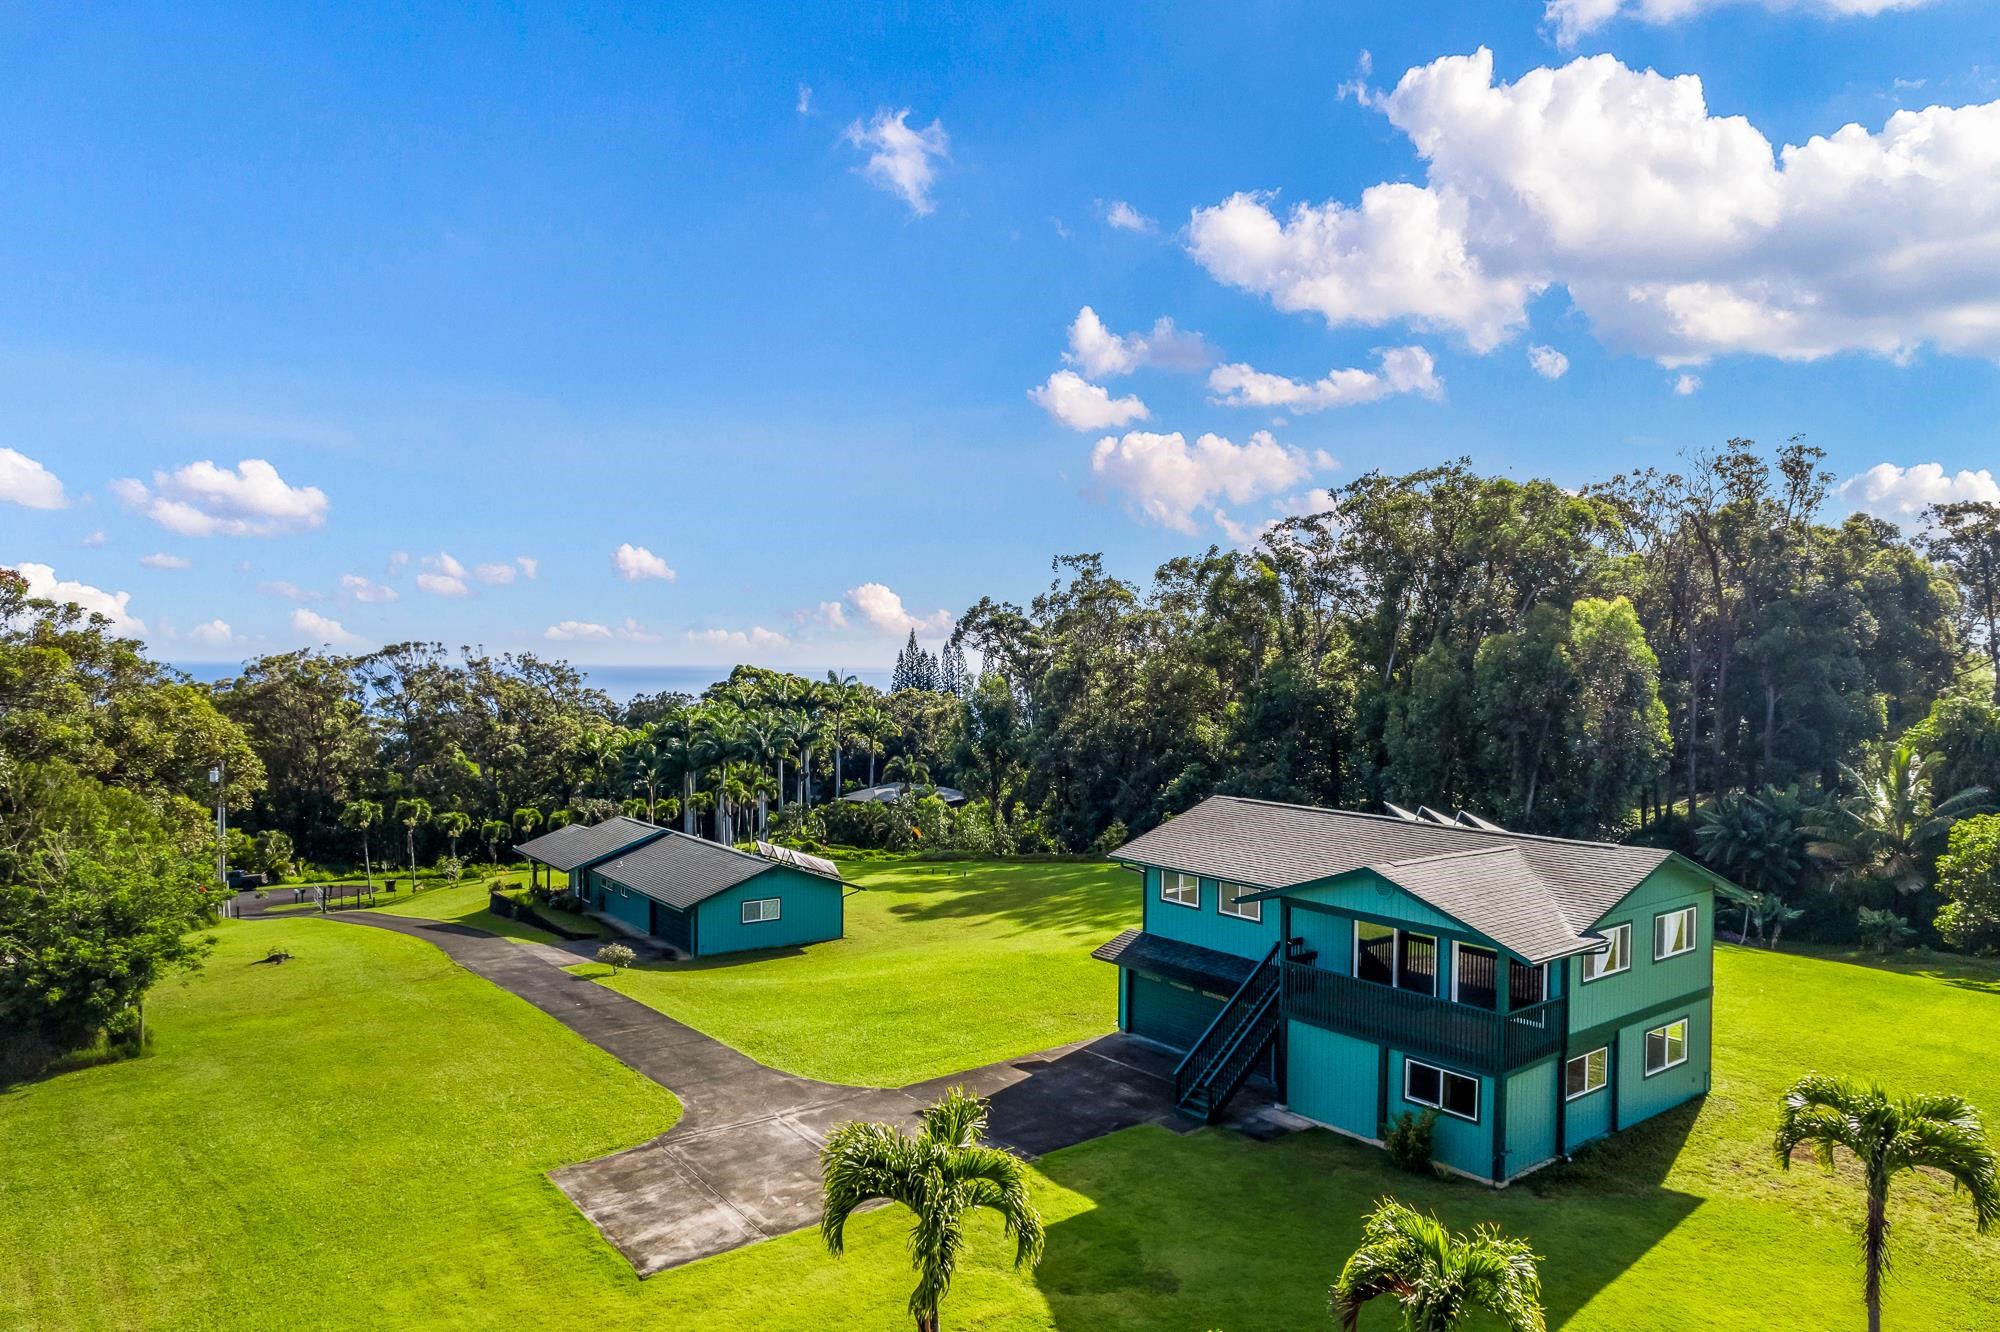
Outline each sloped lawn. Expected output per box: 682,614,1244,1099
575,858,1138,1086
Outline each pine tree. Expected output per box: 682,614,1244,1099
915,645,941,691
892,631,922,692
940,637,969,698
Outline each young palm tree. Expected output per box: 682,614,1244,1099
479,817,511,863
1811,744,1990,895
1774,1073,2000,1332
339,799,383,888
853,704,902,787
436,809,471,861
512,805,543,839
821,1087,1044,1332
394,797,432,876
1330,1198,1544,1332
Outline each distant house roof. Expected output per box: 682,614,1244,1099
838,783,967,806
514,816,665,872
1116,795,1718,964
593,832,842,912
1091,928,1260,994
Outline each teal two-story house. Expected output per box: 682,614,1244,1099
1096,796,1740,1184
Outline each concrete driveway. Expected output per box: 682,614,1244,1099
254,902,1301,1275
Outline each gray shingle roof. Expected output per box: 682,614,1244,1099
593,832,786,911
1116,795,1682,963
1090,928,1261,994
514,816,665,872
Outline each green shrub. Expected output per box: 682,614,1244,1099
1857,906,1916,955
1383,1109,1438,1174
596,943,636,974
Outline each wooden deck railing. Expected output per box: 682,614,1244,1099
1282,962,1565,1075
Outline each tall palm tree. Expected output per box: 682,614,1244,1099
738,712,787,835
575,725,629,801
771,718,799,814
692,704,745,843
436,809,471,860
852,705,902,787
394,797,432,876
1812,744,1990,895
1330,1198,1544,1332
821,1088,1044,1332
823,671,858,797
791,710,826,810
339,799,382,888
1775,1074,2000,1332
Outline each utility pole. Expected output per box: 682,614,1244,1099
210,762,228,898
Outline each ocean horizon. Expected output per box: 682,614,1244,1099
171,660,893,703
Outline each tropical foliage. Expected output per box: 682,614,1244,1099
1329,1197,1544,1332
820,1087,1044,1332
1774,1074,2000,1332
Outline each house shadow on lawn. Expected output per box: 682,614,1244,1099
1026,1106,1703,1330
870,861,1137,940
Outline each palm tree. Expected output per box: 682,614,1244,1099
512,805,543,839
852,705,902,787
1812,743,1990,895
791,710,825,809
823,671,858,797
821,1087,1044,1332
394,797,432,876
621,724,678,824
436,810,471,861
883,751,932,792
738,712,787,835
1775,1074,2000,1332
339,799,382,888
1330,1198,1544,1332
576,725,630,801
479,817,511,863
692,704,745,843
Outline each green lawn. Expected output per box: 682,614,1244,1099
367,879,569,944
574,859,1138,1086
6,886,2000,1328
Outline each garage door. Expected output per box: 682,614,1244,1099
651,900,693,954
1128,974,1228,1053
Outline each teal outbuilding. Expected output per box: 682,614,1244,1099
582,833,844,957
1096,796,1745,1185
516,818,845,958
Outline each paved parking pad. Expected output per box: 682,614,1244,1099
271,905,1304,1275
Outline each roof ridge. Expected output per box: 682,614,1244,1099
1379,844,1526,869
1206,793,1652,855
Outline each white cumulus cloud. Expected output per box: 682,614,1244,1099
687,626,792,650
848,582,953,636
339,573,398,602
845,108,949,216
1190,48,2000,368
1673,373,1703,395
139,552,191,570
544,619,613,642
515,556,538,579
1208,346,1441,412
417,551,470,597
257,579,319,602
291,607,362,647
1065,306,1213,378
0,448,67,509
1029,370,1151,431
1090,429,1314,534
110,458,327,537
613,543,675,583
1528,345,1570,379
1546,0,1938,48
1839,462,2000,522
12,562,145,635
1105,200,1156,233
188,619,235,647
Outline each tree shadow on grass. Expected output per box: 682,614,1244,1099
1030,1115,1703,1331
1767,943,2000,995
864,861,1140,940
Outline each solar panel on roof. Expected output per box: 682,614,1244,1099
753,840,841,880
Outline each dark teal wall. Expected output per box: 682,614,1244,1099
598,876,652,934
1617,995,1711,1128
1564,1047,1614,1149
692,865,843,956
1138,866,1281,961
1384,1049,1494,1179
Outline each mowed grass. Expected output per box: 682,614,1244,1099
577,859,1137,1087
369,879,568,944
6,876,2000,1328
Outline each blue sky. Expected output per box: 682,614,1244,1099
4,1,1998,672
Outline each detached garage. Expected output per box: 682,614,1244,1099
583,834,844,958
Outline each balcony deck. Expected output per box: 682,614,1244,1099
1282,961,1565,1075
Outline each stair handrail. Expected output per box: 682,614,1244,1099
1173,940,1282,1079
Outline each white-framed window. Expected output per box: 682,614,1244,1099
1452,944,1499,1011
1160,871,1200,910
741,897,781,925
1403,1059,1479,1122
1565,1047,1608,1100
1581,923,1631,983
1218,881,1262,922
1654,906,1697,961
1644,1018,1689,1076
